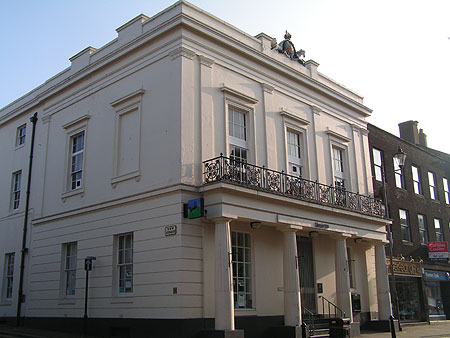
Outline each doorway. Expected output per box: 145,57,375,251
297,236,316,313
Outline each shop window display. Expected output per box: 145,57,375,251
425,282,445,316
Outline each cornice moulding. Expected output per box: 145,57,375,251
280,108,310,126
221,84,258,104
326,128,351,143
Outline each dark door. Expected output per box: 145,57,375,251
297,236,316,313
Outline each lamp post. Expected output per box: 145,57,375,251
83,256,96,337
383,147,406,337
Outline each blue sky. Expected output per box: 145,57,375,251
1,0,449,153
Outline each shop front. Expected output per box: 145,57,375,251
387,259,426,322
423,270,450,320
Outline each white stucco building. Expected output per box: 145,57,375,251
0,2,393,337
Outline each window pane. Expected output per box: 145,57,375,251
232,231,252,309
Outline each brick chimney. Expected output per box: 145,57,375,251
419,128,428,147
399,120,419,145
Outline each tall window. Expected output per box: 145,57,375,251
16,125,26,147
63,243,77,296
372,148,383,182
232,232,252,309
412,166,422,195
117,233,133,294
443,178,450,204
3,253,15,300
428,172,438,200
11,171,22,210
70,132,85,190
418,214,428,244
229,108,248,163
394,159,405,189
287,130,302,177
333,147,345,188
434,218,443,242
399,209,411,242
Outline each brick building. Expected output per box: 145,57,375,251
368,121,450,322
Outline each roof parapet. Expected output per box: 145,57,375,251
116,14,149,46
69,46,97,73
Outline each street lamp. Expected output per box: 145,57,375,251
383,146,406,337
83,256,96,337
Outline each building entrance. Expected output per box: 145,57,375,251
297,236,316,313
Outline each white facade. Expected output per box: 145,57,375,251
0,2,392,337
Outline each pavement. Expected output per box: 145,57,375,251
1,321,450,338
359,321,450,338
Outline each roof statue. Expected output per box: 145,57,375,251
271,31,306,65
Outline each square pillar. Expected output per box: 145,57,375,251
214,219,235,330
335,235,353,322
282,229,302,326
375,243,393,320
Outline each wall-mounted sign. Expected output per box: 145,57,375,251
386,259,422,277
423,270,450,281
427,241,449,260
314,222,329,229
165,225,177,236
183,198,204,219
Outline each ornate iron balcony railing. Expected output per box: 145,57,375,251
203,154,383,217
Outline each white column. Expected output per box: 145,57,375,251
214,219,235,330
375,243,392,320
282,229,302,326
335,236,353,321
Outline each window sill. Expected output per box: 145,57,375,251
111,170,141,188
111,296,134,304
62,188,84,201
402,241,414,246
431,199,440,204
14,144,26,151
0,300,12,306
234,309,257,316
58,299,76,305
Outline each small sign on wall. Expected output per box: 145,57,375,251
183,198,204,219
317,283,323,294
165,225,177,236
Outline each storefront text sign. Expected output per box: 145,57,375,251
386,259,422,277
427,241,449,259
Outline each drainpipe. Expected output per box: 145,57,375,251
16,112,38,326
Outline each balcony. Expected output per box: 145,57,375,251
203,155,383,218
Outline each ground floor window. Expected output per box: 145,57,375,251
391,276,424,321
231,231,252,309
425,281,445,316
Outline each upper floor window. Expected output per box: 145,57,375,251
11,171,22,210
428,172,438,200
394,159,405,189
117,233,133,294
443,178,449,204
16,125,26,147
372,148,383,182
231,231,252,309
418,214,428,244
229,108,248,163
70,132,85,190
412,165,422,195
399,209,411,242
434,218,443,242
63,243,77,296
333,146,345,188
287,130,303,177
2,253,15,300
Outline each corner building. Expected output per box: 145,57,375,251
0,2,392,337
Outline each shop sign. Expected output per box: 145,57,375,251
427,241,449,260
386,259,422,277
424,270,450,281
